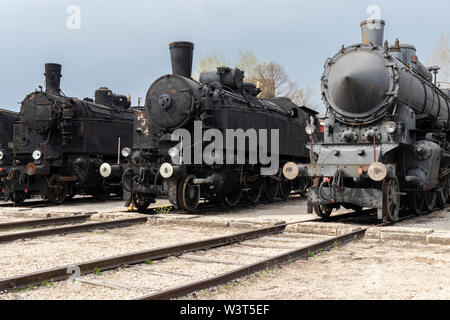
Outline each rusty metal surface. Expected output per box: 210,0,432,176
0,213,94,231
137,227,370,300
0,217,147,244
139,210,399,300
0,223,286,291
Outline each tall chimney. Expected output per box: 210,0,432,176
360,19,385,47
169,41,194,78
45,63,62,95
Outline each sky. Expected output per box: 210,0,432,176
0,0,449,112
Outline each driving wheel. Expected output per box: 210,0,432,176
407,191,424,215
47,175,68,204
224,189,242,207
263,177,279,202
246,177,263,204
437,177,449,207
424,190,436,212
178,175,200,212
313,178,333,219
382,178,400,222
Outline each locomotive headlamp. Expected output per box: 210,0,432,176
32,150,42,160
168,147,179,158
121,147,132,158
100,163,112,178
384,122,397,134
368,162,387,182
305,124,316,135
160,163,174,179
0,151,3,160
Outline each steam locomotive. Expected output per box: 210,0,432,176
0,109,19,200
112,42,318,212
283,20,450,222
4,63,134,205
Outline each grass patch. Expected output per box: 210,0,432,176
93,268,102,276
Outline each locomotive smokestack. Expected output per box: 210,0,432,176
169,41,194,78
44,63,62,95
360,19,385,47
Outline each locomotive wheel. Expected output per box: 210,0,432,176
11,191,26,206
279,178,293,200
437,177,449,207
407,191,424,215
178,175,200,212
424,190,437,212
132,194,152,212
263,177,279,202
224,189,242,207
314,204,334,219
382,178,400,222
313,178,333,219
246,178,263,204
47,175,68,205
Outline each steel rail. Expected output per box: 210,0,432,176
0,209,367,292
0,213,96,231
137,226,377,300
0,217,148,244
0,222,287,291
138,214,419,300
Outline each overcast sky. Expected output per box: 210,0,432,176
0,0,448,112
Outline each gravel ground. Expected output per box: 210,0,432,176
0,223,243,278
0,215,29,223
192,239,450,300
398,208,450,231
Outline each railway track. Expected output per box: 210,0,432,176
0,196,122,209
0,216,148,244
0,213,95,231
137,206,444,300
0,201,442,299
0,209,384,296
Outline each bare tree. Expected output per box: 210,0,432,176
286,84,316,108
432,33,450,88
195,51,318,109
251,62,290,99
195,52,229,79
235,49,259,79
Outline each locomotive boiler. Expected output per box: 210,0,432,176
0,109,19,200
283,20,450,221
116,42,318,212
5,63,134,204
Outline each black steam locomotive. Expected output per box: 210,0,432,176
0,109,19,200
116,42,318,212
283,20,450,222
4,64,134,205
